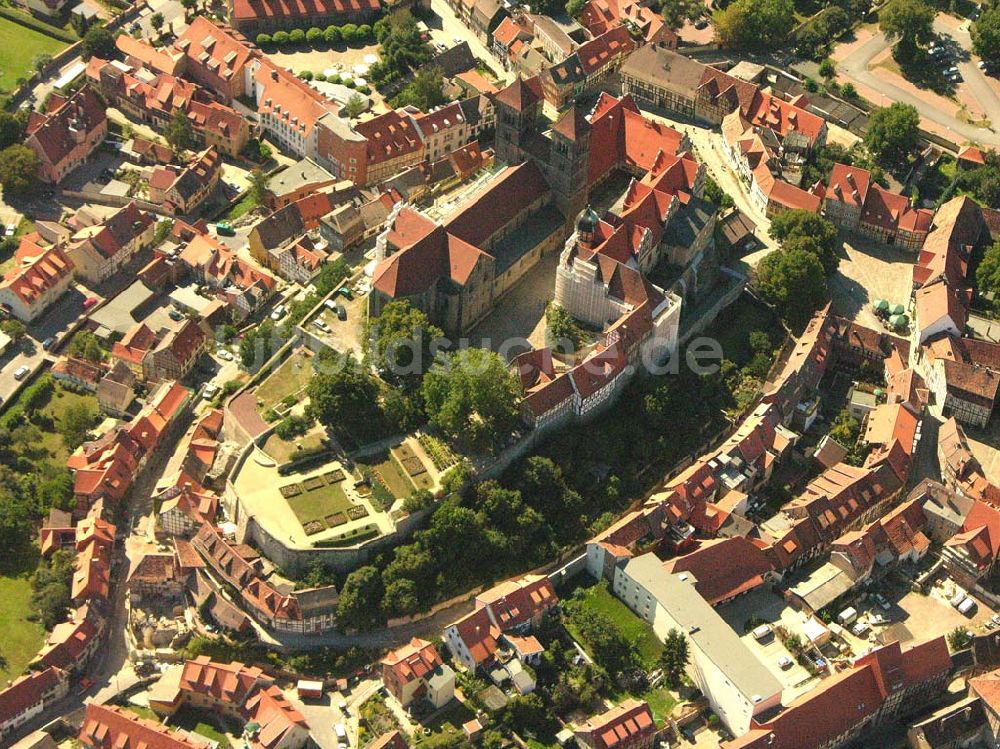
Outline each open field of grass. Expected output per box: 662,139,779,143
0,552,45,685
255,351,313,412
173,707,234,749
262,430,325,463
412,700,476,748
571,580,664,668
0,17,68,93
640,686,678,725
41,386,99,462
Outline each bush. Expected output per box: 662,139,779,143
257,32,271,45
315,72,327,81
273,30,289,44
289,28,305,44
357,23,372,39
841,82,857,99
356,84,370,94
307,26,323,44
299,70,314,80
324,25,342,44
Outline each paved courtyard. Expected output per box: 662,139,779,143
828,238,915,330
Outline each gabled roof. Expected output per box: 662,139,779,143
662,537,772,605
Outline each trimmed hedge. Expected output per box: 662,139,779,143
0,7,78,43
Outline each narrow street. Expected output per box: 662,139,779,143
427,0,508,81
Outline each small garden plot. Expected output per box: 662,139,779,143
285,476,353,531
418,433,458,470
358,449,418,505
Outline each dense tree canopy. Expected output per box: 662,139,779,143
756,247,828,330
769,209,841,276
977,239,1000,297
0,145,40,197
864,103,920,167
879,0,934,58
82,26,116,59
973,6,1000,66
714,0,795,51
364,300,443,381
422,348,521,452
306,361,383,442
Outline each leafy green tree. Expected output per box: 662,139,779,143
948,626,972,650
289,28,306,44
661,0,703,29
769,209,840,276
829,408,860,446
325,25,342,44
70,330,104,362
307,26,323,44
0,318,25,342
841,82,857,99
567,603,637,674
714,0,795,51
151,12,164,32
973,5,1000,66
977,239,1000,297
0,110,28,151
818,58,836,78
272,30,290,45
879,0,934,59
256,33,272,45
344,93,366,118
756,247,828,330
422,348,521,452
247,167,270,205
661,628,690,688
703,174,735,210
83,26,116,59
61,402,98,448
545,303,584,352
165,109,195,152
0,145,40,197
336,565,384,629
306,362,383,441
392,66,447,110
864,102,920,166
566,0,588,16
365,299,443,381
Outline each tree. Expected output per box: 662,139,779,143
818,58,836,78
828,408,860,447
714,0,795,51
70,330,104,362
33,54,52,74
879,0,934,59
948,626,972,650
661,0,703,29
392,66,447,110
864,103,920,166
61,402,98,448
247,167,270,205
344,93,366,118
545,303,584,352
841,82,857,99
974,6,1000,66
313,257,350,295
660,628,690,688
151,12,164,32
422,348,521,452
566,0,587,17
0,319,25,343
0,145,40,197
289,28,306,44
703,174,734,210
769,209,840,276
165,109,194,152
256,33,271,45
0,110,28,151
977,239,1000,297
307,26,324,44
83,26,116,59
306,362,383,441
756,248,828,331
365,300,444,381
273,30,290,45
567,603,636,674
325,25,342,44
337,565,384,629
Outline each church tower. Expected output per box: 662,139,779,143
548,105,592,221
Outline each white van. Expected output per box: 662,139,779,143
951,592,969,609
335,723,349,746
837,607,858,626
959,597,977,616
752,624,772,641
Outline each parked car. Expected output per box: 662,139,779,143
952,592,969,609
203,383,219,401
338,286,353,300
314,319,330,332
873,593,891,611
13,365,30,381
216,221,236,237
851,620,870,637
694,17,709,28
270,304,286,321
777,655,793,669
217,349,234,361
168,309,184,322
41,337,55,351
752,624,772,641
83,296,99,309
959,597,977,616
336,304,347,321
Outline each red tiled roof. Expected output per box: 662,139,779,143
230,0,380,23
663,537,772,605
81,704,212,749
381,638,442,686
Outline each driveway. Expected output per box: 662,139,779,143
835,17,1000,146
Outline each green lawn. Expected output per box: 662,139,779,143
42,386,99,463
173,707,234,749
285,478,353,527
255,351,314,412
0,17,68,93
413,700,476,748
0,552,45,685
222,192,260,222
262,430,325,463
640,686,678,725
573,581,664,668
